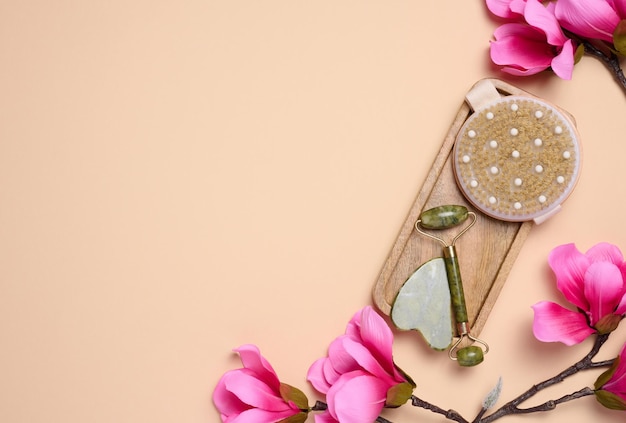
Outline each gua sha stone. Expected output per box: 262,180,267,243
391,258,453,351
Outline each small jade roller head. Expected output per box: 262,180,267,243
418,205,469,230
453,96,581,223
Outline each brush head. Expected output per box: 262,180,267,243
453,96,581,223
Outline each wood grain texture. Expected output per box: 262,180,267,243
372,78,576,338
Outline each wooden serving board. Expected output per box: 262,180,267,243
372,78,572,338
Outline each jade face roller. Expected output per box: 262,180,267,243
391,205,489,367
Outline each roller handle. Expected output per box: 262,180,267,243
443,245,469,327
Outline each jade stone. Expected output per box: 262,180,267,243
456,346,484,367
420,205,468,229
391,258,453,350
443,246,469,324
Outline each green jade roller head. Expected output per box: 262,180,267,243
415,205,489,367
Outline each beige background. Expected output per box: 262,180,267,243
1,2,625,422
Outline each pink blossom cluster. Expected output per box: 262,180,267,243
487,0,626,79
532,242,626,409
532,242,626,345
213,306,414,423
306,307,415,423
213,241,626,421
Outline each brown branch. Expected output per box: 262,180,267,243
411,395,469,423
478,334,611,423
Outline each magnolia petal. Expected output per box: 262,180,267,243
222,371,292,412
494,22,558,75
313,412,339,423
487,0,524,18
494,22,545,41
326,336,360,375
555,0,619,42
321,357,341,387
604,345,626,394
491,23,555,69
235,345,281,391
325,333,393,384
586,242,625,265
610,0,626,18
619,259,626,314
306,358,332,394
326,372,388,423
584,262,625,325
499,64,550,76
616,295,626,315
345,308,364,341
490,35,553,75
532,301,595,345
524,0,568,46
214,371,249,417
339,337,396,384
228,407,300,423
551,39,574,79
549,243,590,311
357,307,397,376
585,262,624,326
510,0,528,15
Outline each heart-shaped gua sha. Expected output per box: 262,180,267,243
391,258,453,351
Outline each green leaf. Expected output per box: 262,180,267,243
385,382,414,408
595,357,620,390
574,43,585,64
278,412,308,423
595,389,626,410
594,314,622,334
279,383,309,410
482,377,503,410
614,19,626,55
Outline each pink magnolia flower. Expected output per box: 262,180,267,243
213,344,308,423
489,0,575,79
532,242,626,346
307,306,414,423
486,0,528,18
555,0,626,43
595,342,626,410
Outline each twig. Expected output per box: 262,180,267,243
478,334,611,423
511,387,595,414
411,395,469,423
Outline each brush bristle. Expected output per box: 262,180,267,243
453,96,581,222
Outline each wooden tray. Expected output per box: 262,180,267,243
372,78,573,338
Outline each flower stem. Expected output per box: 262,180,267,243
477,333,611,423
411,395,469,423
